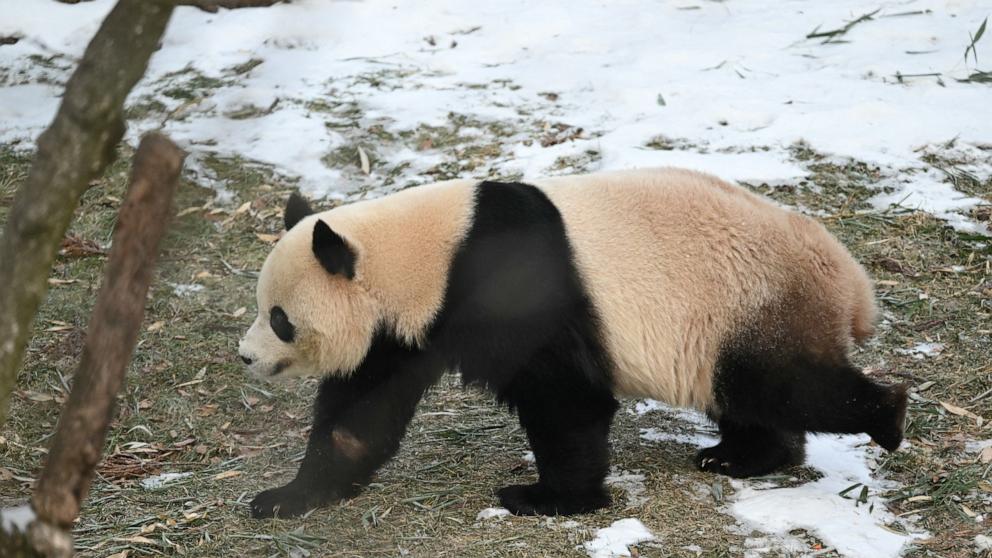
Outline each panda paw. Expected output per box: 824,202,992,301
250,483,314,519
695,447,743,477
497,483,610,516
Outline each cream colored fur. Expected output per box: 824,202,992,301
240,179,476,378
536,168,877,410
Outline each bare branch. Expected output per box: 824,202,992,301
0,0,174,427
31,133,185,532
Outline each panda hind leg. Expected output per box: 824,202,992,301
706,348,909,480
696,419,804,478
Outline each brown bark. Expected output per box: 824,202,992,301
0,0,175,428
32,133,185,532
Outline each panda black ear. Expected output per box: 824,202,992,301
284,192,314,231
312,219,356,279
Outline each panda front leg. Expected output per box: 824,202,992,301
498,384,619,516
251,345,443,519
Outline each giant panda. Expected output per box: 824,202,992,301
238,168,907,519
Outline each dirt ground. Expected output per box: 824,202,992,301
1,135,990,558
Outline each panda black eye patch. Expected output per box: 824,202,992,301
269,306,295,343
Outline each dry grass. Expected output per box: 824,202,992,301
1,135,990,558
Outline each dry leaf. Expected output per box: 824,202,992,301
232,307,247,318
20,391,54,402
122,535,156,545
176,206,202,217
213,470,242,481
235,201,252,215
147,321,165,332
256,232,280,244
980,446,992,464
47,278,78,286
358,146,370,175
60,234,105,258
106,551,130,558
940,401,981,420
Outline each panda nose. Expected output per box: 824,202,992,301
241,355,253,365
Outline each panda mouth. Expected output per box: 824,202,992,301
270,359,293,376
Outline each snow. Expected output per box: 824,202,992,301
0,504,35,534
976,534,992,553
2,0,990,231
475,507,511,521
965,439,992,453
895,342,945,359
639,426,718,448
605,468,648,508
140,471,193,490
582,518,655,558
171,283,205,297
731,435,926,558
634,400,926,557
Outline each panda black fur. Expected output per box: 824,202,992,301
238,168,907,519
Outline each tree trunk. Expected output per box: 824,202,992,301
0,133,185,557
0,0,175,427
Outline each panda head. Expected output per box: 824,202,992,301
238,194,380,379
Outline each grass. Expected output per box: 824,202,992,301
1,133,990,558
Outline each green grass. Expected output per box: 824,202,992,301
1,137,990,557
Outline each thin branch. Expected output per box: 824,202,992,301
0,0,175,428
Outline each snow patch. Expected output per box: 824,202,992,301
605,469,648,508
633,399,667,416
894,342,945,359
639,427,718,448
2,0,989,231
475,507,511,521
582,518,655,558
0,504,35,534
171,283,205,297
730,434,926,558
965,439,992,453
140,472,193,490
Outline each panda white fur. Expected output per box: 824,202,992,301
238,168,906,519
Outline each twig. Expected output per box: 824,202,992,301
0,0,174,432
31,133,184,552
807,8,881,44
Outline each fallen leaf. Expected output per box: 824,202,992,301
47,278,78,286
980,446,992,464
59,234,105,258
213,470,242,481
235,201,252,215
358,146,371,175
147,321,165,332
106,551,130,558
256,232,280,244
122,535,156,545
232,307,246,318
19,391,54,402
176,206,202,217
941,401,981,421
